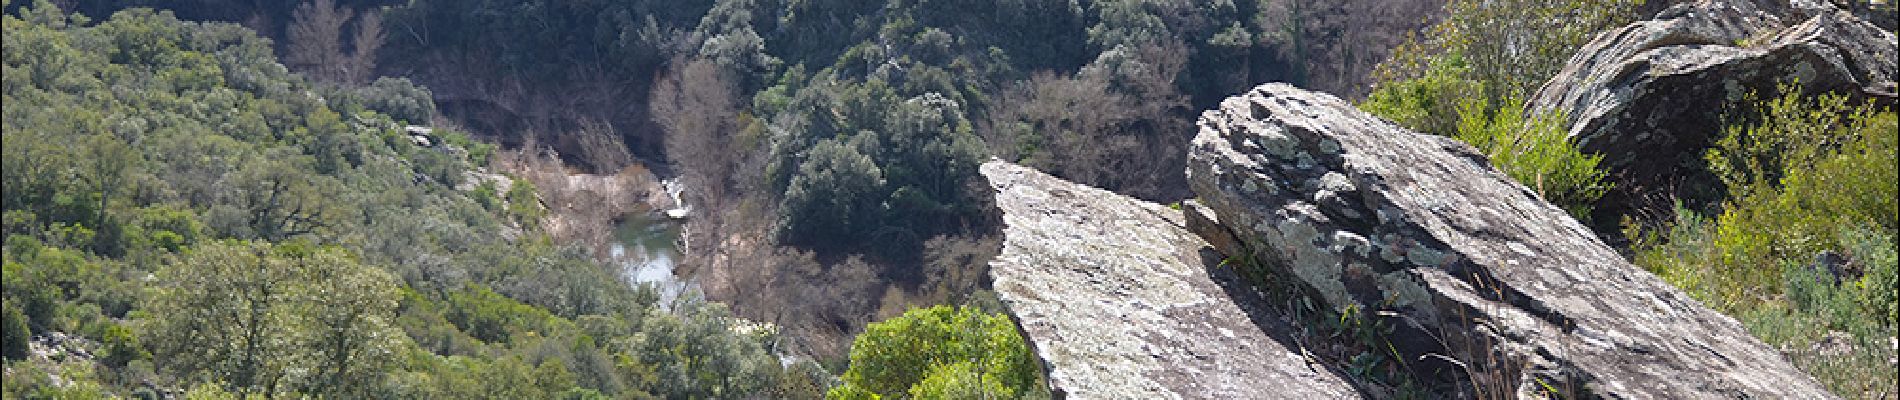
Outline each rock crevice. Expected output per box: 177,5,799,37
1528,0,1897,219
1185,83,1835,398
983,161,1364,399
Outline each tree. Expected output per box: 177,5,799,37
81,134,136,231
828,305,1044,399
984,43,1194,201
621,299,780,398
778,136,885,248
1371,0,1644,109
146,241,300,393
690,0,778,81
570,116,635,173
986,70,1142,192
347,8,382,84
223,152,344,241
296,244,404,397
653,58,744,208
875,93,986,235
286,0,350,81
2,299,28,361
144,241,401,396
286,0,383,84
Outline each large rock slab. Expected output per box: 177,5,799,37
1187,83,1834,398
1528,0,1897,219
982,161,1363,399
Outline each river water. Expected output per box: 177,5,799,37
610,209,698,306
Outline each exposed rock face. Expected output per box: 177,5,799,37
982,161,1363,399
1187,83,1835,398
1528,0,1897,219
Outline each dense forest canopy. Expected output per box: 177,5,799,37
1,2,810,397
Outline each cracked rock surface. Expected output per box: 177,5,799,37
982,160,1363,399
1187,83,1835,398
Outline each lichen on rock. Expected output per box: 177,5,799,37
1187,82,1837,398
1528,0,1898,222
983,161,1363,399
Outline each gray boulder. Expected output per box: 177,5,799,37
1187,83,1835,398
983,160,1364,399
1528,0,1897,219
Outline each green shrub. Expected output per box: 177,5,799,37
1361,52,1609,221
828,305,1044,399
2,299,28,360
906,361,1019,399
97,321,146,368
1360,54,1484,136
504,179,545,228
442,284,558,345
355,77,437,125
1707,85,1875,196
1449,98,1610,220
1855,226,1900,326
1631,87,1897,397
1693,104,1896,304
472,180,502,211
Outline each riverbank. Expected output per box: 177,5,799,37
494,146,677,258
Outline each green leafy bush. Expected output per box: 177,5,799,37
1707,85,1876,196
504,178,545,228
1631,87,1897,397
828,305,1045,399
1,298,27,360
1373,0,1645,108
780,136,887,248
1645,98,1898,306
1450,98,1610,220
1360,54,1483,136
1362,67,1610,221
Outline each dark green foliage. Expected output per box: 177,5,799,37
325,76,437,124
777,91,988,255
764,75,990,256
1,298,27,360
1,3,787,397
443,284,556,345
780,136,887,247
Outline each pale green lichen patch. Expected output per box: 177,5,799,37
1256,123,1300,160
1318,172,1355,193
1405,243,1451,267
1378,271,1438,321
1317,138,1342,155
1273,218,1352,310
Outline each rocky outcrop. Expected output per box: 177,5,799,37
982,161,1363,399
1528,0,1897,218
1187,83,1835,398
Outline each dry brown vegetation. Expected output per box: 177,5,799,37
496,140,663,259
983,44,1193,201
285,0,382,84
